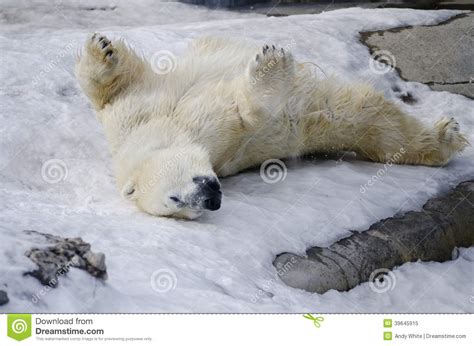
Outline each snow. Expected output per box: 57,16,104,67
0,1,473,312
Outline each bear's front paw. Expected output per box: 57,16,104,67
256,44,284,63
87,33,117,65
248,44,294,86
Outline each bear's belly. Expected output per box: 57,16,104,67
215,119,300,176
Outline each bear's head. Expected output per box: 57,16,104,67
120,146,221,219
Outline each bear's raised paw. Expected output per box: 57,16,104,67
87,33,117,65
248,44,294,86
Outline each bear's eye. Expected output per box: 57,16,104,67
169,196,181,203
169,196,185,208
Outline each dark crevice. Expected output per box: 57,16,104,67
360,13,468,40
426,80,473,86
80,6,117,12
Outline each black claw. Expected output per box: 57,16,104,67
272,44,276,50
101,41,109,49
105,50,113,58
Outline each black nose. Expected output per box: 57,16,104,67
193,176,222,211
203,194,221,211
193,176,220,191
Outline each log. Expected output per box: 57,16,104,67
273,180,474,294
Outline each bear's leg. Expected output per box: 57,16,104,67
238,44,295,126
350,108,468,167
75,33,148,110
301,86,468,166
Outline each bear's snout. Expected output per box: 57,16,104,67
193,176,222,211
203,193,221,211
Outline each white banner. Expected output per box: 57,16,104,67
1,314,472,345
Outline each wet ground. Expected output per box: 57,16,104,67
361,12,474,99
233,0,474,17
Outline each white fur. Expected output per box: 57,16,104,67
75,34,468,219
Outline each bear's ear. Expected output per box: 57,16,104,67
121,180,137,200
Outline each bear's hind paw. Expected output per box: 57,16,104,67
436,116,469,152
438,117,460,142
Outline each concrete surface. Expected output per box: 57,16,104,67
234,0,474,16
237,1,382,16
361,13,474,98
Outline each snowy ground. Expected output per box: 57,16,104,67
0,1,473,312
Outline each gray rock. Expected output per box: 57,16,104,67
83,251,107,274
230,1,474,16
274,180,474,294
24,231,107,287
361,13,474,99
0,290,9,306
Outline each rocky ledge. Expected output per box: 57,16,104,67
24,231,107,287
274,180,474,294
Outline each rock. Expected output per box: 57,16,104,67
24,231,107,287
83,251,107,275
274,180,474,294
361,13,474,99
0,290,9,306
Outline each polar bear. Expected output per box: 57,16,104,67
75,33,468,219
